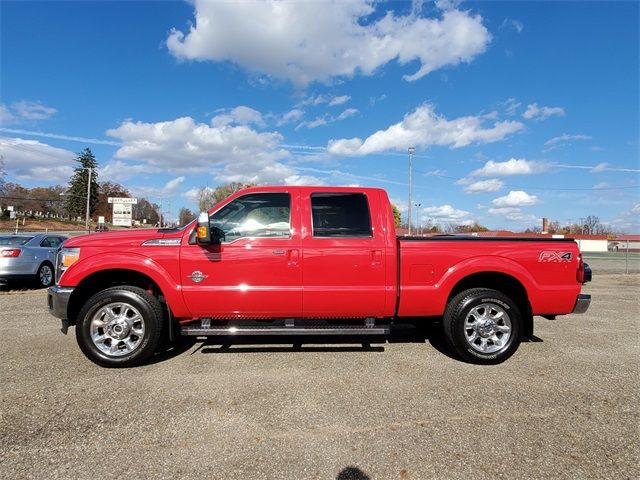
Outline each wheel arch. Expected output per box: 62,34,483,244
446,271,533,340
67,269,168,327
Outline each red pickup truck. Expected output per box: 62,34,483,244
48,186,591,367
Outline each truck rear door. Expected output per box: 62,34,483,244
301,190,387,318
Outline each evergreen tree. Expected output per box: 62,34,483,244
65,148,99,219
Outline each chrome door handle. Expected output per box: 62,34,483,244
272,249,286,255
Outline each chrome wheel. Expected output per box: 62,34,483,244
90,302,145,357
464,303,512,354
39,264,53,286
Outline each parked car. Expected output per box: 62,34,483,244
1,234,67,288
47,186,591,368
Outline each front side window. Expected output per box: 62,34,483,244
209,193,291,242
311,193,372,237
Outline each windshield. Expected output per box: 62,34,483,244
0,236,33,246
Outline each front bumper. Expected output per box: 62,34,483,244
47,286,74,320
572,294,591,314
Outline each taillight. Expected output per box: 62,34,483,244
1,249,21,258
577,254,585,283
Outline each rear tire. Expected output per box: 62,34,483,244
443,288,521,364
75,286,163,368
36,262,54,288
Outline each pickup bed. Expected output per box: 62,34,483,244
47,186,591,367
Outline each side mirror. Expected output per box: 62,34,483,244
196,212,211,245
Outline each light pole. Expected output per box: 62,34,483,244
408,147,415,235
84,167,92,232
415,202,421,235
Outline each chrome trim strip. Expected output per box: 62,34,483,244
142,238,181,246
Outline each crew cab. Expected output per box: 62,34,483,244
47,186,591,367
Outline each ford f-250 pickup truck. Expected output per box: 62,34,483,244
47,186,591,367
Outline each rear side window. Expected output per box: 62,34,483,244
0,236,32,246
311,193,372,237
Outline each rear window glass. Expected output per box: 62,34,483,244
0,236,33,246
311,193,372,237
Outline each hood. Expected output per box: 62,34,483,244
63,228,185,248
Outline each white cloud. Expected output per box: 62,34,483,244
297,94,351,107
593,182,610,189
523,103,565,121
544,133,591,147
11,101,57,121
163,176,185,193
297,116,328,130
502,98,521,116
491,190,539,207
328,95,351,106
106,116,286,169
278,108,305,125
472,158,548,176
296,108,359,130
327,104,523,155
488,206,536,222
0,105,16,126
463,179,504,194
167,1,491,86
369,94,388,106
0,101,57,125
0,137,75,182
99,160,158,182
105,116,314,185
211,106,264,127
500,18,524,33
422,204,473,224
591,162,609,173
337,108,358,121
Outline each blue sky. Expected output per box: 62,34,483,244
1,0,638,230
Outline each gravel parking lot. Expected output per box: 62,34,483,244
1,272,638,479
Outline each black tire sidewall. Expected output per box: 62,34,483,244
447,290,521,364
76,288,162,367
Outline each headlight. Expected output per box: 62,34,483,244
56,247,80,283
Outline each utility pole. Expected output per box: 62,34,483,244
85,167,92,232
408,147,415,235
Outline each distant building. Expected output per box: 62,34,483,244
609,235,640,252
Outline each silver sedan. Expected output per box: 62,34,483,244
0,234,67,288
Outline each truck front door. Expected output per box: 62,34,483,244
180,191,302,318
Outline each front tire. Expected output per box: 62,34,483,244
76,286,163,368
443,288,522,364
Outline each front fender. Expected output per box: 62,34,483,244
60,252,189,318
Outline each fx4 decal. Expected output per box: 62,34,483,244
539,251,573,262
